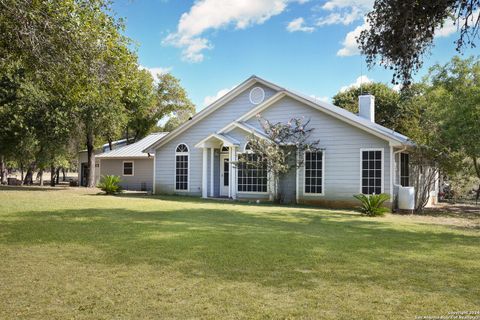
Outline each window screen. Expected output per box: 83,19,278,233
400,153,409,187
237,154,267,192
304,151,323,194
175,144,189,190
123,162,133,176
361,150,382,195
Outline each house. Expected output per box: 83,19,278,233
77,139,130,187
143,75,420,208
96,133,167,191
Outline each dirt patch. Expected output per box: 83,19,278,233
393,203,480,230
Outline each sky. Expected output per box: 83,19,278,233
111,0,477,111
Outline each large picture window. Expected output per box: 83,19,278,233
361,149,383,195
400,153,409,187
175,144,189,191
304,151,324,194
237,146,267,193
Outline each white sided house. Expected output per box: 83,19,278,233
144,76,417,208
96,133,167,191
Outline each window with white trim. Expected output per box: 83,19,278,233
361,149,382,194
123,161,134,176
237,143,267,192
400,153,409,187
175,144,189,191
304,151,323,194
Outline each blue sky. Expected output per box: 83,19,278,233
111,0,476,110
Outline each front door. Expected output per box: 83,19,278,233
219,154,229,197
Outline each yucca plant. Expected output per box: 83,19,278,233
353,193,391,216
98,175,122,195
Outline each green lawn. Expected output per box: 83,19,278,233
0,187,479,319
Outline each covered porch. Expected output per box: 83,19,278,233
195,133,241,200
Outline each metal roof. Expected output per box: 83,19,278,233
97,133,168,159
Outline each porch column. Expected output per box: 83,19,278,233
202,148,208,198
228,147,232,198
210,148,214,197
231,146,237,200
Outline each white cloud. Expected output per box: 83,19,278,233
139,66,172,80
321,0,373,11
392,83,402,92
310,94,330,103
436,10,479,38
315,0,373,27
337,21,369,56
340,75,373,92
316,8,362,26
164,0,292,62
287,17,315,32
203,86,235,106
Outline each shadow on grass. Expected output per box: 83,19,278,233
112,191,362,213
0,185,69,192
1,201,479,296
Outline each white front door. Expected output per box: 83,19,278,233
219,154,229,197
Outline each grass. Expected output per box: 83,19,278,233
0,187,479,319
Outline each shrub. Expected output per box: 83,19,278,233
353,193,391,216
98,175,122,195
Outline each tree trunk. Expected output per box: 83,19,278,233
0,155,7,185
472,157,480,205
38,170,44,186
55,167,60,184
108,139,113,151
62,168,66,181
23,163,35,185
86,129,96,187
20,162,24,184
50,164,56,187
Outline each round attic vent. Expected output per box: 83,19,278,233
249,87,265,105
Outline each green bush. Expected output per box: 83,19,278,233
98,175,122,195
353,193,391,216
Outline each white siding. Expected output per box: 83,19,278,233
154,87,394,206
245,96,392,201
100,159,154,191
154,84,277,195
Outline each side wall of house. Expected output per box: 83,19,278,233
244,96,392,206
100,158,153,191
154,84,278,195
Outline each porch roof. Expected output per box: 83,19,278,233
194,133,240,148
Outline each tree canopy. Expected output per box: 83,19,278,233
359,0,480,85
0,0,192,187
332,82,421,136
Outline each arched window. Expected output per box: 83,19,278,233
176,144,189,153
237,142,267,193
221,146,229,153
175,144,189,191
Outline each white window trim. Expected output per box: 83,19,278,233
174,143,190,192
122,161,134,176
303,150,325,196
236,150,269,194
359,148,384,194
